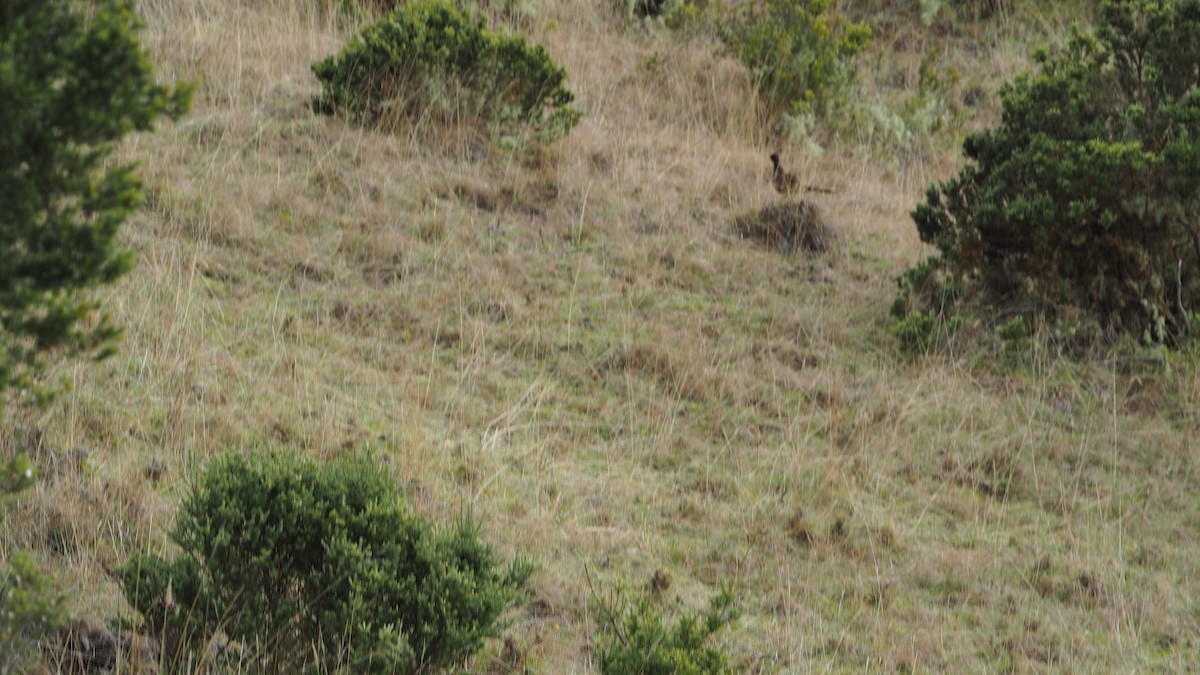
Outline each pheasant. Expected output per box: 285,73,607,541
770,153,834,195
770,153,801,195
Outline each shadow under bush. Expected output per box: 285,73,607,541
118,450,531,674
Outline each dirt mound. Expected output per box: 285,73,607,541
734,200,841,256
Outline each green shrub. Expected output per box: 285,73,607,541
119,450,531,673
312,1,580,147
909,0,1200,346
718,0,870,126
593,585,737,675
0,0,191,403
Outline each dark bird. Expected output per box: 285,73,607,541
770,153,801,195
771,153,835,195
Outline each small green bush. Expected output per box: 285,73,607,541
119,450,531,673
719,0,870,125
593,585,737,675
312,0,580,147
909,0,1200,345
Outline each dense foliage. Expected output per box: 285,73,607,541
312,0,580,146
119,450,531,673
906,0,1200,345
0,0,191,401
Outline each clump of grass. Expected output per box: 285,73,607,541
734,200,842,256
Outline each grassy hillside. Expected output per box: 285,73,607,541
4,0,1199,671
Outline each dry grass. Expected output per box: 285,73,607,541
3,0,1199,672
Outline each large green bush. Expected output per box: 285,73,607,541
0,0,191,402
119,450,531,673
906,0,1200,345
312,0,580,147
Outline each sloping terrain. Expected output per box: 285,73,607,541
3,1,1198,671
